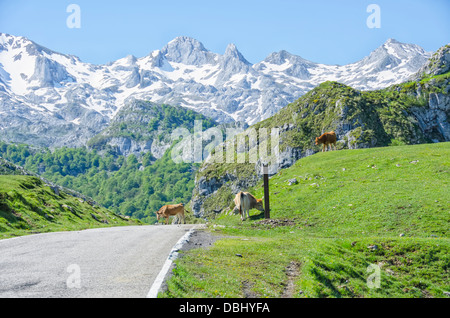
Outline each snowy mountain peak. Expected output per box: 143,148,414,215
355,38,431,75
112,54,138,66
381,38,427,57
263,50,312,66
0,33,435,148
385,38,399,44
161,36,215,65
167,36,206,48
224,43,251,65
0,32,26,46
265,50,293,64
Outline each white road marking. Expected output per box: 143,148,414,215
146,226,197,298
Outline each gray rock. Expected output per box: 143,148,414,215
161,36,217,66
50,186,60,196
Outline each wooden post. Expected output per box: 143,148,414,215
263,164,270,219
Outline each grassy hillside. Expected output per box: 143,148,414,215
0,175,140,239
192,60,449,217
0,142,199,223
249,142,449,238
0,101,220,223
162,143,450,298
255,60,449,150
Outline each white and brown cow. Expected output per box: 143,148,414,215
233,192,264,221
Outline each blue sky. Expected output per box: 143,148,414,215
0,0,448,65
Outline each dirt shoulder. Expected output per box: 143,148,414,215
158,227,225,295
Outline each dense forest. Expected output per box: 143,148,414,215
0,102,220,223
0,142,197,223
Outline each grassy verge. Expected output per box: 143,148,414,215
162,142,450,298
0,175,140,239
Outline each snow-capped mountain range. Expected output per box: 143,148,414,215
0,33,431,147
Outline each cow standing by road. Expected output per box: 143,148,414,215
156,203,187,225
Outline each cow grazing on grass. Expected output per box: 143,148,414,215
156,203,187,225
315,131,337,152
234,192,264,221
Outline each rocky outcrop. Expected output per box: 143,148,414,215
107,137,152,158
191,170,261,218
411,44,450,81
408,44,450,142
411,92,450,142
86,99,217,158
190,45,450,217
190,123,308,218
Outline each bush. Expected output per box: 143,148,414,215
389,139,407,147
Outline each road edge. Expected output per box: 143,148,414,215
146,225,200,298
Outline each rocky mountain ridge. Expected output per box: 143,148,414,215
189,44,450,218
0,33,431,148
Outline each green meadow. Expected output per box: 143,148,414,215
162,142,450,298
0,175,140,239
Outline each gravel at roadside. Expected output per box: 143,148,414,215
158,227,224,295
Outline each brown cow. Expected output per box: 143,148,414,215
315,131,337,152
234,192,264,221
156,203,187,225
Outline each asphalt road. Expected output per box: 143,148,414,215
0,224,196,298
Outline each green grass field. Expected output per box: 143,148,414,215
162,142,450,298
0,175,140,239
